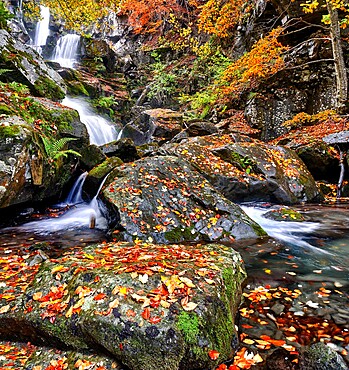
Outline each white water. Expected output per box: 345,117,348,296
32,5,50,54
52,34,81,68
16,173,108,234
241,205,331,254
62,96,118,146
65,172,88,205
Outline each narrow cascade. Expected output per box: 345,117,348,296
31,5,50,54
14,175,109,234
52,34,81,68
65,172,88,205
241,205,323,252
62,96,118,146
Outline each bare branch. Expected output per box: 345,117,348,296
284,58,334,70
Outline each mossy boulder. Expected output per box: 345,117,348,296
263,207,305,221
102,155,266,243
0,242,247,370
0,86,92,208
0,341,122,369
163,135,322,204
0,29,66,100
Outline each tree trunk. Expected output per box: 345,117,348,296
327,2,348,113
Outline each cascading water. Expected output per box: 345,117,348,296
62,96,119,146
64,171,88,205
2,173,109,239
52,34,81,68
31,5,50,54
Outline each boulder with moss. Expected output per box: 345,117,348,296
163,135,322,204
0,84,93,208
0,241,247,370
102,155,266,243
0,29,66,101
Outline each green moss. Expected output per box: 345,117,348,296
33,76,65,101
0,104,14,115
177,311,200,345
89,157,123,179
0,124,21,138
66,81,90,97
164,226,197,242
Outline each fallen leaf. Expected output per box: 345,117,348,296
208,349,220,360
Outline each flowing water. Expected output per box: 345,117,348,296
240,203,349,287
52,34,81,68
0,173,109,251
31,5,50,54
62,96,119,145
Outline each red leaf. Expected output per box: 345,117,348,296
94,293,106,301
141,307,151,320
149,316,162,324
209,350,220,360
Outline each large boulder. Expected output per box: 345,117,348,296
122,108,183,145
0,85,93,208
0,241,247,370
0,341,122,369
102,155,265,243
0,29,66,100
163,135,321,204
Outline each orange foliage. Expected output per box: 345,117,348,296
119,0,183,34
218,27,288,100
197,0,246,38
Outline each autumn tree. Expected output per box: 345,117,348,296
301,0,349,113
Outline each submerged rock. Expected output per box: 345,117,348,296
0,242,247,370
163,135,321,204
102,155,265,243
299,342,349,370
0,29,66,100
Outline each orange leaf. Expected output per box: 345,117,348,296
141,307,151,320
208,350,220,360
93,293,106,301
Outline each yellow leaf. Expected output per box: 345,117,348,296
0,304,10,314
32,292,43,301
179,276,195,288
109,298,119,309
182,301,198,311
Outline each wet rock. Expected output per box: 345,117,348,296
0,29,66,100
163,135,321,204
102,155,266,243
299,342,349,370
122,108,182,145
101,138,140,162
0,242,247,370
266,348,295,370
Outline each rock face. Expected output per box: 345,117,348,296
122,108,183,145
102,155,265,243
163,135,321,204
0,29,66,100
0,241,247,370
0,89,91,208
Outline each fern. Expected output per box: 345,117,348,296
41,136,81,165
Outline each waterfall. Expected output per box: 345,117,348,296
32,5,50,54
65,172,88,205
62,96,118,146
52,34,81,68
